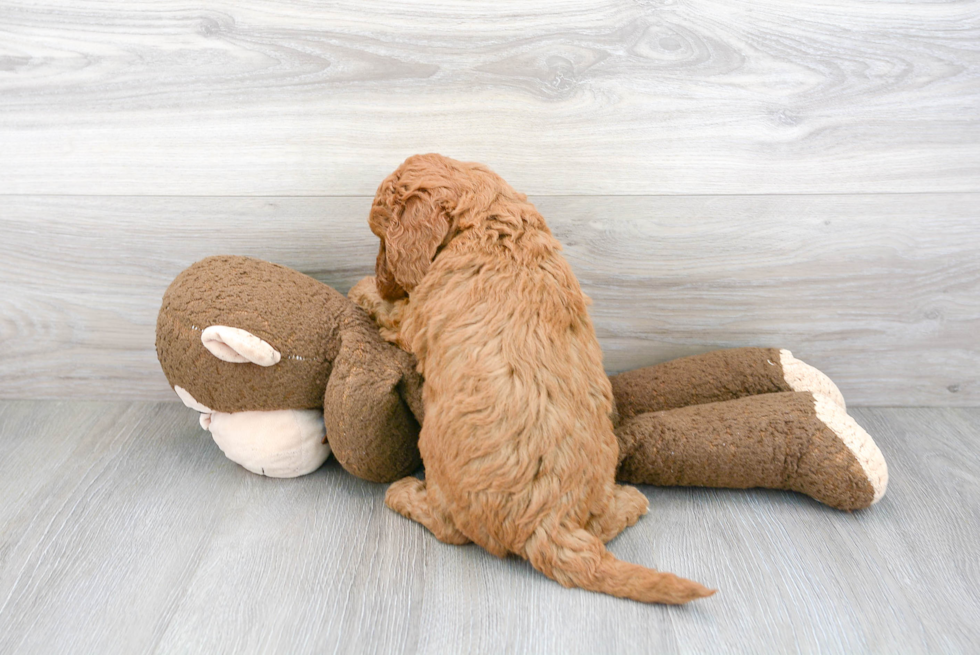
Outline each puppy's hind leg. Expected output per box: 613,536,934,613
587,484,649,544
385,477,471,545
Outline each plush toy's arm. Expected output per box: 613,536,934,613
614,391,888,510
610,347,846,424
346,275,426,423
323,322,423,483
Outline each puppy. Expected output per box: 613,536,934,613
351,154,714,604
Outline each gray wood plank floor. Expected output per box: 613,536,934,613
1,401,977,654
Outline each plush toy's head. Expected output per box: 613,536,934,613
156,256,343,413
156,255,426,482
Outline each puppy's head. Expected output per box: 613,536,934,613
369,154,469,301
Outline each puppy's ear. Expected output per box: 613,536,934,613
375,242,407,300
383,193,450,293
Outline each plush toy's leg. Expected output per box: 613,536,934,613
586,485,650,544
610,348,846,424
385,477,471,545
615,391,887,510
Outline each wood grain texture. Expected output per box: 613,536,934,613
0,401,978,653
1,0,978,195
2,194,977,405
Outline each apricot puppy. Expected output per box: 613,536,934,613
352,154,714,604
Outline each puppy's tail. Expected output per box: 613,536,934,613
524,527,715,605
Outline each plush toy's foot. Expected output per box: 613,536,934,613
615,391,887,510
779,349,846,410
808,393,887,506
610,347,846,422
175,386,330,478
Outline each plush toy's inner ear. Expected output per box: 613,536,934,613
201,325,281,367
383,194,450,294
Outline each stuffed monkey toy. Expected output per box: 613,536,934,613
157,256,887,510
156,255,424,479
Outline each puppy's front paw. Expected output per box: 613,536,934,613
350,275,408,345
349,276,385,316
347,275,382,313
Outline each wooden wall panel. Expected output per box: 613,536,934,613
2,194,976,405
0,0,978,195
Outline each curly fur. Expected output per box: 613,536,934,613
351,154,714,604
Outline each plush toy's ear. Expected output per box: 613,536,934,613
200,325,281,366
323,327,423,483
382,194,451,295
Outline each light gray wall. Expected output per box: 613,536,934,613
1,0,978,405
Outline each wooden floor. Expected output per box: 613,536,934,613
0,400,977,654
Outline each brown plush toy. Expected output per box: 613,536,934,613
157,255,424,480
157,256,887,510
